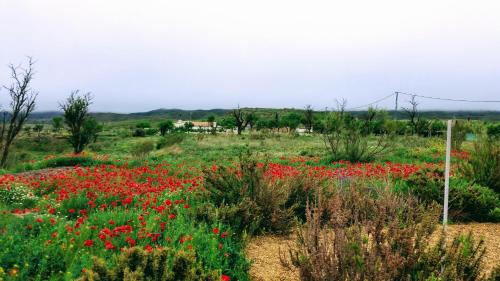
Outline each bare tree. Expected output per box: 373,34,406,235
335,98,348,116
403,95,419,134
0,57,37,167
303,105,314,133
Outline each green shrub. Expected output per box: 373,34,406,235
131,141,155,159
135,122,151,129
145,128,159,136
201,150,297,235
77,247,220,281
403,168,500,222
486,123,500,138
460,136,500,193
415,232,486,281
156,133,185,150
133,128,146,137
323,112,394,162
452,120,471,150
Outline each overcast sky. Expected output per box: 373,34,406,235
1,0,499,112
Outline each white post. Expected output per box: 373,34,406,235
443,120,452,226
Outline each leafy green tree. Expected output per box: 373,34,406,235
52,116,64,133
245,112,258,130
281,112,302,132
33,124,44,138
136,122,150,129
207,115,217,134
60,91,100,153
219,117,236,131
84,118,103,142
184,122,194,132
303,105,314,133
159,120,174,136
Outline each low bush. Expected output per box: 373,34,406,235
132,128,146,137
145,128,159,136
131,140,155,159
285,184,488,281
77,247,220,281
403,168,500,222
157,133,185,150
460,136,500,194
14,155,115,172
201,150,302,235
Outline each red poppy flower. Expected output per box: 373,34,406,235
105,240,115,250
221,275,230,281
212,228,220,235
84,240,94,247
126,237,136,247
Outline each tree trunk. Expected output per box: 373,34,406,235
0,140,12,168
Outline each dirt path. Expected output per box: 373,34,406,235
246,223,500,281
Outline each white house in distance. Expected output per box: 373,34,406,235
174,120,216,131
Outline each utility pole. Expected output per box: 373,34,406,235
443,120,452,226
394,91,399,120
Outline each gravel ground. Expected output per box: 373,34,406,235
247,223,500,281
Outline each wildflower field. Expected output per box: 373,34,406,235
0,129,499,280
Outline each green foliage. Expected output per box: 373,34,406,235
487,123,500,138
159,120,175,136
452,120,471,150
60,92,101,153
202,150,297,235
145,128,159,136
14,155,115,172
157,133,185,150
132,140,155,159
77,247,220,281
33,124,44,136
416,232,486,281
403,168,500,222
51,116,64,132
184,122,194,132
460,136,500,193
323,112,393,162
136,122,151,129
281,112,302,131
133,128,146,137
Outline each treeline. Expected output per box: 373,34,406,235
26,108,500,123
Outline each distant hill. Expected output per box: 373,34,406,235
26,108,500,123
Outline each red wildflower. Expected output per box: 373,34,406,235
169,214,176,220
84,240,94,247
126,237,136,247
212,228,220,235
105,240,115,250
221,275,230,281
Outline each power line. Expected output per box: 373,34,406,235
396,91,500,103
346,93,396,110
